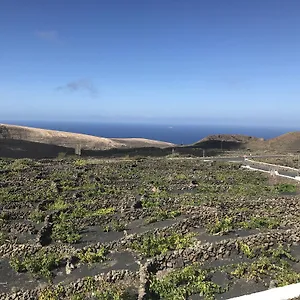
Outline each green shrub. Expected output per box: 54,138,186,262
150,265,223,299
268,244,297,261
88,207,115,217
239,242,255,258
230,245,300,285
239,217,280,230
146,210,181,224
10,159,31,171
141,199,160,208
111,220,127,232
74,159,87,167
77,247,108,264
275,184,296,194
131,232,195,257
10,249,61,280
207,216,234,235
51,213,81,244
48,198,70,211
29,210,46,224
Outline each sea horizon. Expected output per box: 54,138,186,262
1,120,299,145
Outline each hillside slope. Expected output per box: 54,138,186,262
192,134,264,150
0,139,75,159
267,132,300,152
193,132,300,153
0,124,174,150
112,138,175,148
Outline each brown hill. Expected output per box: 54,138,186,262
0,124,174,150
267,132,300,152
199,134,262,143
193,134,264,150
193,132,300,153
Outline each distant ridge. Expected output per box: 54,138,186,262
0,124,299,157
193,132,300,152
268,132,300,152
0,123,175,150
195,134,263,144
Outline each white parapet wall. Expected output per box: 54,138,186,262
245,158,299,172
242,165,300,181
278,173,300,181
228,282,300,300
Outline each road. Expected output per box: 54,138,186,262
209,156,300,181
186,154,300,181
206,154,291,162
168,154,300,180
241,158,299,181
169,154,291,162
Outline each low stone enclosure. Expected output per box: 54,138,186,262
0,156,300,299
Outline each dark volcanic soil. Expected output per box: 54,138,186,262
0,156,300,299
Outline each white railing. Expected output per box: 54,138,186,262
245,158,299,172
242,165,300,182
229,282,300,300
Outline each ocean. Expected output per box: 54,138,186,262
1,120,297,145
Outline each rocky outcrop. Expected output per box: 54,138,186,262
36,214,53,246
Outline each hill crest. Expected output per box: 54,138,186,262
0,123,175,150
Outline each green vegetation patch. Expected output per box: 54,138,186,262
88,207,115,217
10,158,33,171
10,249,62,280
238,242,260,259
207,215,280,236
275,183,297,194
239,216,280,230
141,198,160,208
51,212,81,244
150,265,224,300
74,159,88,167
48,198,70,211
131,232,195,257
29,209,46,223
229,244,300,287
38,278,136,300
103,220,127,232
77,246,108,265
145,209,181,224
207,216,234,235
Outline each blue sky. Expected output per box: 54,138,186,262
1,0,300,126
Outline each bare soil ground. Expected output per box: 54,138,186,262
0,157,300,299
